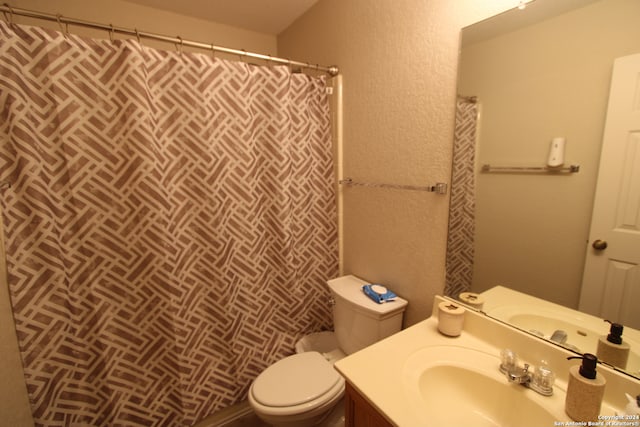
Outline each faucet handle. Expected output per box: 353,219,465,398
532,361,555,395
500,348,518,371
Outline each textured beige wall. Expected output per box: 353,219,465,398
0,208,33,427
459,0,640,308
278,0,521,327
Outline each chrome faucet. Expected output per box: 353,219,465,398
500,349,555,396
548,329,582,353
550,330,568,344
505,363,531,384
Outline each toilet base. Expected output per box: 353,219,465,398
253,397,344,427
320,399,345,427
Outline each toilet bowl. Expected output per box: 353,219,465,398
248,275,408,427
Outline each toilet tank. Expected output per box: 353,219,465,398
327,275,408,355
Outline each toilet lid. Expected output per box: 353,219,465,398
251,351,342,407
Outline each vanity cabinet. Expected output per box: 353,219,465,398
344,382,394,427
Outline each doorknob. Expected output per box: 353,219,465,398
592,239,608,250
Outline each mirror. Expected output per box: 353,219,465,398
447,0,640,378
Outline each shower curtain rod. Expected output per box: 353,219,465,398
0,3,340,76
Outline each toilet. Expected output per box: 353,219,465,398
248,275,408,427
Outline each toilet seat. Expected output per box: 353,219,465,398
250,351,344,414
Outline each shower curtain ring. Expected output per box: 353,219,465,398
2,3,14,25
287,59,300,74
238,49,248,64
210,43,216,59
134,28,142,45
175,36,183,54
56,14,69,37
108,24,115,42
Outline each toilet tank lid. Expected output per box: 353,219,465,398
327,275,408,315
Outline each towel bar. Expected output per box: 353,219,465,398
338,178,447,194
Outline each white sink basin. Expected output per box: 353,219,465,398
403,346,565,426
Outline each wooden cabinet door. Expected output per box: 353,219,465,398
344,382,394,427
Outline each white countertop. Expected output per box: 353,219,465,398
334,296,640,426
334,315,495,425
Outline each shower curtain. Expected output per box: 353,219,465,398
0,21,338,426
445,98,478,298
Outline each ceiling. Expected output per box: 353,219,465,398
122,0,319,35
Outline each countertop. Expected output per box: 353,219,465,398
334,296,640,426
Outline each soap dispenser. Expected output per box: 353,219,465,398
596,321,630,369
565,353,606,422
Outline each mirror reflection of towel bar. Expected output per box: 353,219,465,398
481,164,580,173
339,178,448,194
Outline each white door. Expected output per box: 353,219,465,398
579,53,640,330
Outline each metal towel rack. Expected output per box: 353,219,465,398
481,164,580,174
338,178,448,194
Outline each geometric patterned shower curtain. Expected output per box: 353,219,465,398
0,21,338,426
445,97,478,299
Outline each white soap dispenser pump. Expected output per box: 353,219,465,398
565,353,606,422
